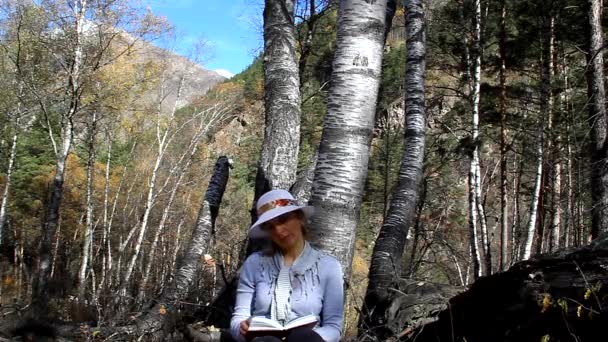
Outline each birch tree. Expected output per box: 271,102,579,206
523,3,554,260
256,0,301,197
587,0,607,240
32,0,88,314
77,110,98,299
470,0,491,276
0,0,165,315
361,0,427,337
309,0,388,277
499,0,509,271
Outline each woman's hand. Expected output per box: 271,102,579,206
239,318,251,336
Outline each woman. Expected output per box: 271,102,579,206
230,189,344,342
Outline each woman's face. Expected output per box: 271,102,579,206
264,211,305,253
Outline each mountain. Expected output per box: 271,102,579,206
213,69,235,79
122,35,227,110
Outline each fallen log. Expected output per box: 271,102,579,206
405,236,608,342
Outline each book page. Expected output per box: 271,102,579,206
283,314,318,330
248,316,283,331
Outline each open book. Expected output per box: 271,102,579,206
247,314,318,332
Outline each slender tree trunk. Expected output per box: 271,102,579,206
309,0,388,278
523,4,553,260
97,136,113,295
137,118,211,304
587,0,608,240
565,122,574,247
563,60,574,248
523,127,544,260
539,8,554,255
471,0,491,276
0,128,18,245
468,165,482,279
32,0,87,316
78,111,98,299
499,0,509,271
511,155,522,264
549,51,563,252
360,0,426,337
119,74,183,296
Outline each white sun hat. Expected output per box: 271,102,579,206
249,189,314,239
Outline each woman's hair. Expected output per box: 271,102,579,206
261,209,308,256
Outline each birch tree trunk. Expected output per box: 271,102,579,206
360,0,426,337
78,110,98,299
256,0,301,196
549,51,563,252
499,0,509,271
33,0,87,315
0,128,18,245
468,166,482,279
587,0,608,240
97,136,113,294
471,0,491,276
522,128,545,260
309,0,388,278
523,2,553,260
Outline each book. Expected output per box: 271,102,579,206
246,314,318,334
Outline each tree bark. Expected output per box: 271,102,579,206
523,126,544,261
256,0,301,197
471,0,491,276
309,0,388,278
360,0,426,338
587,0,608,240
0,128,18,245
499,0,509,271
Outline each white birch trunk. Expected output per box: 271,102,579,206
257,0,301,193
523,129,544,260
499,0,509,271
0,129,18,244
34,1,87,312
309,0,388,278
78,111,97,299
471,0,491,276
468,162,482,279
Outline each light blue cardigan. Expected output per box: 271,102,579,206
230,242,344,342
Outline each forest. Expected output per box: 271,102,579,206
0,0,607,341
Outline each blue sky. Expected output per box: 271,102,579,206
146,0,264,76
